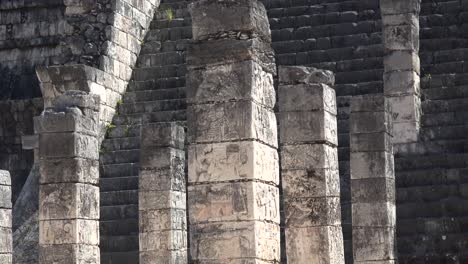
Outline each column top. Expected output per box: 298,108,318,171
279,66,335,86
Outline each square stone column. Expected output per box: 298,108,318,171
0,170,12,264
381,0,422,143
36,91,101,263
350,95,397,263
278,66,345,264
187,0,281,263
139,122,187,263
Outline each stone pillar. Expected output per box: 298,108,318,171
381,0,421,143
187,0,281,263
350,95,396,263
36,91,100,263
0,170,12,264
278,66,345,263
139,122,187,263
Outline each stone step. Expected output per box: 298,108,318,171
150,17,191,30
100,163,139,178
421,111,467,127
421,97,468,113
266,2,379,18
106,124,141,138
101,190,138,206
394,139,466,157
137,51,185,67
120,99,187,115
422,85,468,100
100,176,139,192
143,110,187,123
100,219,139,236
132,64,187,82
101,251,139,264
122,87,186,103
100,205,138,221
101,137,140,152
100,149,140,165
395,153,468,171
100,235,139,252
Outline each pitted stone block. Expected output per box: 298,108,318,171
281,144,338,170
140,230,187,252
284,197,341,227
140,122,185,149
351,178,395,204
139,209,186,233
387,95,421,123
350,95,390,113
0,227,12,253
380,0,421,16
278,83,337,114
278,66,335,86
139,191,186,211
353,227,396,262
34,111,99,136
140,250,187,264
39,244,100,263
282,169,340,198
39,132,99,159
384,71,420,96
350,132,393,153
139,168,185,192
350,111,393,135
350,152,395,180
140,147,185,171
352,202,396,227
39,219,99,245
39,158,99,184
384,51,420,74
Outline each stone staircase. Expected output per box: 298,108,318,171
99,1,191,263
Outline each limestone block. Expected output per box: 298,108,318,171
0,227,12,253
380,0,421,16
140,147,185,170
189,0,271,41
352,202,396,227
350,151,395,180
382,13,418,28
139,167,185,192
140,208,186,232
190,221,280,262
139,190,186,211
39,158,99,184
188,141,279,184
39,219,99,245
39,183,99,220
278,83,336,114
284,197,341,227
281,144,338,170
383,24,419,52
350,132,392,153
278,66,335,86
0,209,11,228
387,95,421,123
140,230,187,251
351,178,395,204
0,186,11,209
0,171,11,186
384,71,420,96
350,111,393,135
52,90,100,112
187,60,275,108
350,95,389,113
279,110,337,145
0,254,12,264
384,51,420,74
392,121,420,143
39,244,99,263
141,122,185,149
39,133,99,160
140,250,187,264
188,182,279,223
34,112,99,136
286,226,344,264
282,169,340,198
187,101,277,147
353,227,396,262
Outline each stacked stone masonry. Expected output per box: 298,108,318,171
0,170,12,264
36,91,100,263
278,66,345,263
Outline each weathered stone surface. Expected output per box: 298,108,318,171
353,227,396,262
284,197,341,227
34,111,99,136
387,95,421,123
139,168,185,192
140,122,185,149
139,209,186,232
0,254,12,263
140,230,187,251
190,221,280,262
384,71,420,96
281,144,338,170
392,121,420,143
380,0,421,16
188,182,279,223
350,151,395,179
0,227,12,253
0,209,11,228
384,51,420,74
139,191,186,211
39,158,99,184
350,95,389,113
278,66,335,86
187,101,277,147
0,171,11,186
350,132,393,153
39,244,99,263
350,111,393,135
187,60,275,108
352,202,396,227
188,141,279,184
282,169,340,198
189,0,271,42
39,132,99,159
278,83,336,114
351,178,395,204
0,185,12,209
140,250,187,264
286,226,344,264
39,219,99,245
140,147,185,171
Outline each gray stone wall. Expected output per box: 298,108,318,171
0,170,12,264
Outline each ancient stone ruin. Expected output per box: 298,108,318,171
0,0,467,263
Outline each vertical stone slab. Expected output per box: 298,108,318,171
278,66,345,264
350,95,397,263
36,91,100,264
139,122,187,263
187,0,281,263
381,0,422,143
0,170,12,264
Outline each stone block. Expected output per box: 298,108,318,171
353,227,396,262
39,219,99,245
281,144,338,170
392,121,420,143
384,71,420,97
140,230,187,251
190,221,280,262
284,197,341,227
140,250,187,264
0,186,11,209
140,208,186,232
140,147,185,170
384,51,420,74
0,227,12,253
39,158,99,184
188,182,279,223
39,244,99,263
187,60,275,108
141,122,185,150
189,0,271,42
0,254,12,264
352,202,396,227
139,190,186,211
39,183,99,220
350,111,392,135
188,141,279,184
279,110,337,145
380,0,421,16
278,83,336,114
351,178,395,204
39,132,99,159
0,171,10,186
278,66,335,86
52,90,100,112
282,169,340,198
0,209,11,228
387,95,421,123
350,95,390,113
139,167,185,192
187,101,277,147
350,132,392,153
286,226,344,264
383,24,419,52
350,151,394,180
35,112,99,136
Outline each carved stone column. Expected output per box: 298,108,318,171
139,122,187,263
187,0,281,262
0,170,12,264
36,91,100,263
350,95,397,263
278,66,345,263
